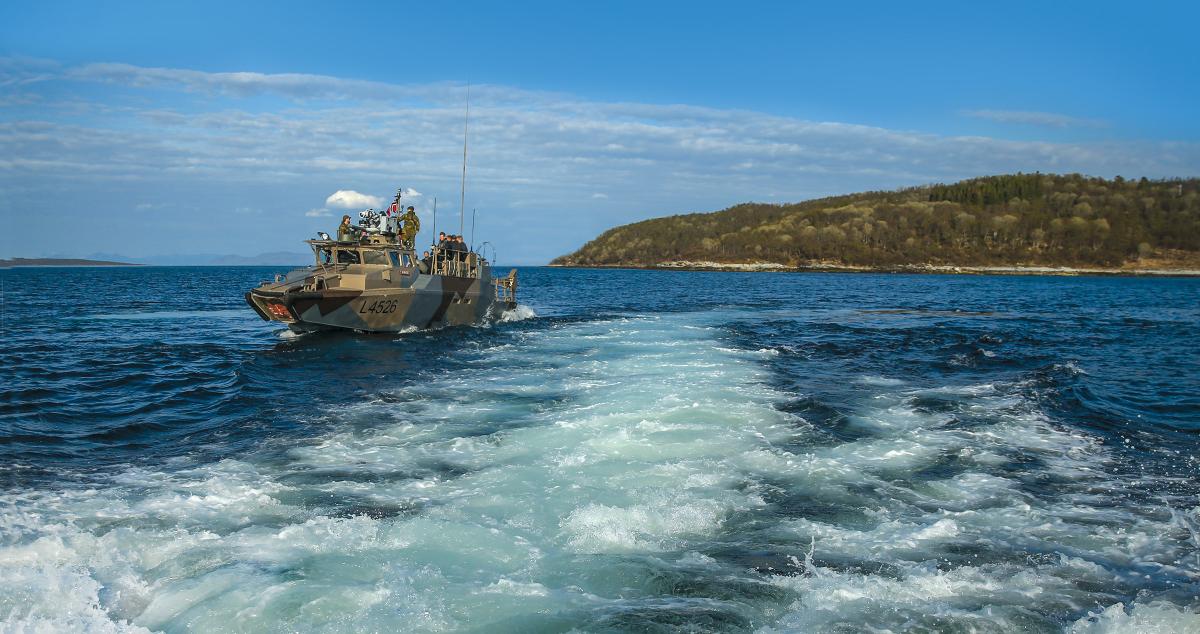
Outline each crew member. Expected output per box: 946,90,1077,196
336,215,360,242
399,206,420,249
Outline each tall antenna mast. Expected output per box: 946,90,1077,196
432,197,437,246
459,82,470,237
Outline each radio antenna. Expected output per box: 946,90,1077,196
459,82,470,238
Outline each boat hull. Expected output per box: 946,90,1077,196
248,270,512,333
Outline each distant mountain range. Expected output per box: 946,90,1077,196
552,173,1200,272
2,252,312,266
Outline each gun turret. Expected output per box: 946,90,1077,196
358,208,386,233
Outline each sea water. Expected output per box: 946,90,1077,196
1,266,1198,632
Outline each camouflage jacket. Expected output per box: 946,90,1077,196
400,211,421,235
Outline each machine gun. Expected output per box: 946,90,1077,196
358,208,394,234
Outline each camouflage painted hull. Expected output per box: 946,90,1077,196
247,265,515,333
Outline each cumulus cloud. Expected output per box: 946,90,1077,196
962,109,1108,128
325,190,383,209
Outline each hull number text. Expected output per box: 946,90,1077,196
359,299,399,314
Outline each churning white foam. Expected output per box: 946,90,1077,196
0,312,802,630
497,304,537,323
752,372,1200,632
1068,602,1200,633
2,309,1197,632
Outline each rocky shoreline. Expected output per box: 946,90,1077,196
552,260,1200,277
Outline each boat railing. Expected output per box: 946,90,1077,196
494,269,518,305
298,239,483,279
429,246,483,279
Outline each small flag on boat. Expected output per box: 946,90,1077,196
387,201,398,216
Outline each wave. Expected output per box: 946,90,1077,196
2,305,1198,631
87,309,248,321
1069,602,1200,633
498,304,537,323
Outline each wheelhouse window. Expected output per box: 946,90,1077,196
387,251,402,267
363,250,389,266
335,249,361,264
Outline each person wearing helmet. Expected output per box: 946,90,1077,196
336,214,361,242
400,206,420,249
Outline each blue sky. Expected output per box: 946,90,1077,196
2,0,1197,263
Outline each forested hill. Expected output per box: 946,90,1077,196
551,174,1200,269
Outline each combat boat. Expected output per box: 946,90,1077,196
246,215,517,333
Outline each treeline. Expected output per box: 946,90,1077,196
551,174,1200,268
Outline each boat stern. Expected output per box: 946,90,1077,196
246,288,298,324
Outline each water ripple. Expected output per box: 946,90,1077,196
1,266,1198,632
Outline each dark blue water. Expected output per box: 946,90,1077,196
2,266,1198,632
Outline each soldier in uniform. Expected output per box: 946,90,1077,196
336,215,360,242
399,206,420,249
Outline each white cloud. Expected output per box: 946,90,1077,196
62,61,552,107
0,56,61,88
325,190,383,209
962,109,1107,129
3,58,1197,263
68,63,397,101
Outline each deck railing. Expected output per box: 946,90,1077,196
494,270,518,305
429,247,482,278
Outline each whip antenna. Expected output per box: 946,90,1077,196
459,83,470,237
